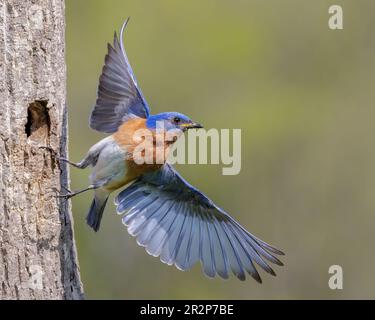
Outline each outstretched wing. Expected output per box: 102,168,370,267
115,164,284,282
90,18,150,133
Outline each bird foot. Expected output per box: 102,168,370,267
39,146,74,168
39,146,64,170
56,193,75,200
50,186,75,200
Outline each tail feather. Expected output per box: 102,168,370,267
86,190,109,232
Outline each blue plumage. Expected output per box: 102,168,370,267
115,164,283,281
146,112,196,130
89,18,150,133
65,18,284,282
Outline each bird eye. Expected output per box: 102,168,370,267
173,117,181,124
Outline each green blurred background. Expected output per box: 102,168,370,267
66,0,375,299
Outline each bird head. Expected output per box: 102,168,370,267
146,112,203,132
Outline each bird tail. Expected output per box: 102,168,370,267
86,189,109,232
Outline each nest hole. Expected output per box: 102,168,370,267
25,100,50,142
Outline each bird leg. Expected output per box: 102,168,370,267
39,145,92,169
58,157,89,169
56,184,98,200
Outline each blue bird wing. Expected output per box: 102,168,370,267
115,163,284,282
90,18,150,133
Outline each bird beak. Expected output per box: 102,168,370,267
182,122,203,130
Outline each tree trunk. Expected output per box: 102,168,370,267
0,0,84,299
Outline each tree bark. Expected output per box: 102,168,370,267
0,0,84,299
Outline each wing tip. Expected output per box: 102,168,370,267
267,245,285,256
258,239,286,256
121,17,131,35
119,17,131,49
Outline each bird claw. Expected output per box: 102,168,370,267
56,193,74,200
58,157,72,165
58,185,75,199
60,185,72,193
50,186,74,200
39,146,65,170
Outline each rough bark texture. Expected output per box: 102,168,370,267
0,0,84,299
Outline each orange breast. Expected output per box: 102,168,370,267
112,118,171,182
113,118,147,147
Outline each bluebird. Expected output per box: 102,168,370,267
61,18,284,282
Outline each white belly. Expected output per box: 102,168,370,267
89,137,129,190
